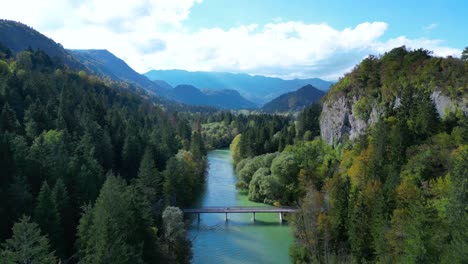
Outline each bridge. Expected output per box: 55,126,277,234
182,206,300,223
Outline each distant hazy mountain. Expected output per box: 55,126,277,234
70,49,166,94
169,85,256,109
0,19,85,70
144,69,334,104
262,84,325,112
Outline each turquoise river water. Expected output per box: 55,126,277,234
188,149,294,264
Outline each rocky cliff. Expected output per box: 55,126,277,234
320,91,467,145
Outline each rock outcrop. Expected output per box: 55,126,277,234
320,91,467,145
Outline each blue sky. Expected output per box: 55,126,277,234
1,0,466,80
188,0,466,48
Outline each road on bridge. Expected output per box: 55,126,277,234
182,206,299,214
182,206,299,222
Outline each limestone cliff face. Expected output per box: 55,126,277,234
320,91,467,145
320,96,349,145
431,91,468,117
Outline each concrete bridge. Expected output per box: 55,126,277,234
182,206,299,223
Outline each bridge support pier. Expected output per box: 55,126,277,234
225,212,228,222
252,212,256,222
279,212,283,223
197,213,200,223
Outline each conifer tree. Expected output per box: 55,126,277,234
136,148,163,208
0,103,19,133
52,178,72,257
0,216,57,264
34,181,62,258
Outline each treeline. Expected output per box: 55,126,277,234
227,104,322,204
0,47,206,263
200,107,320,152
200,111,292,151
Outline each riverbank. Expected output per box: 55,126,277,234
188,149,293,264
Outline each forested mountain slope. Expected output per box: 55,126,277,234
0,19,85,71
0,46,206,263
70,49,167,94
262,84,325,112
226,46,467,263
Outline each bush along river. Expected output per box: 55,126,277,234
187,149,294,264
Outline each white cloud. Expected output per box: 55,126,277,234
423,23,438,31
0,1,461,80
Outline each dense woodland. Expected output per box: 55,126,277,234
0,30,467,264
228,47,467,263
0,46,207,263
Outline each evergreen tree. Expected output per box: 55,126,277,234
33,181,62,259
136,148,163,210
190,131,206,159
77,175,147,264
0,216,57,264
6,176,33,230
444,145,468,262
461,47,468,61
0,103,20,133
122,132,142,180
52,178,72,257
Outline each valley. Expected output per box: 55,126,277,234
0,6,467,264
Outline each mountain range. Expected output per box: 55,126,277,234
0,19,333,110
145,69,333,104
168,85,256,109
69,50,256,109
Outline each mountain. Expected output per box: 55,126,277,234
169,85,256,109
262,84,325,112
0,19,85,70
144,69,334,104
69,49,166,94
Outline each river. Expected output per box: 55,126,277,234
188,149,294,264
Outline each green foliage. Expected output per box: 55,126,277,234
162,206,192,264
326,46,467,103
136,148,163,209
461,47,468,61
230,51,467,262
296,103,321,140
0,103,20,133
77,175,159,264
0,60,8,77
51,178,72,257
230,134,242,163
163,150,206,207
444,145,468,262
0,216,57,264
248,168,280,204
236,152,278,190
353,97,372,120
190,131,206,159
0,49,206,262
33,181,62,258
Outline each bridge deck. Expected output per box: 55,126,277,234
182,206,299,214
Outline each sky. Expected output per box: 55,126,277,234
1,0,466,80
